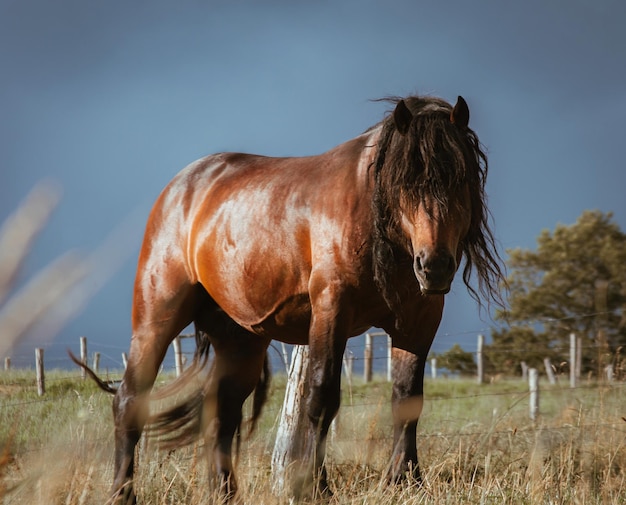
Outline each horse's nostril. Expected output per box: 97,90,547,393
416,250,455,277
414,256,423,272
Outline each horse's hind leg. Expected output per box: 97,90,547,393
201,321,270,501
111,281,200,504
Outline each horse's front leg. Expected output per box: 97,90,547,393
111,334,168,505
387,346,426,484
297,284,348,499
386,301,441,486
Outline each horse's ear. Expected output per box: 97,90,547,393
450,96,470,128
393,100,413,135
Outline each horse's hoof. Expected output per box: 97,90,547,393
292,473,333,501
386,462,422,487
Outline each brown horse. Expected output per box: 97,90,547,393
74,94,504,503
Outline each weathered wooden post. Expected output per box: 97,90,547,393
36,348,45,396
605,364,614,383
430,357,437,379
570,333,577,388
4,357,10,371
92,352,100,374
281,342,290,373
173,336,183,377
271,345,311,494
529,368,539,421
520,361,528,381
476,334,484,384
364,333,373,383
387,336,392,382
343,350,353,384
80,336,87,379
543,358,556,385
576,335,582,380
576,337,583,382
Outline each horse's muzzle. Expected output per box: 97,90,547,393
414,249,456,295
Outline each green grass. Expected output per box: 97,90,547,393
1,370,625,504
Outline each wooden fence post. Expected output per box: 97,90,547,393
36,348,45,396
605,364,614,383
271,345,311,495
387,336,392,382
476,334,484,384
570,333,577,388
544,358,556,385
529,368,539,421
364,333,373,383
343,350,353,384
431,357,437,379
80,336,87,380
92,352,100,374
520,361,528,381
173,336,183,377
576,335,582,380
281,342,290,373
4,357,10,371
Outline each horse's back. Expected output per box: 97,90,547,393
139,135,377,340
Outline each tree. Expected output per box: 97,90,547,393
487,210,626,375
432,344,476,376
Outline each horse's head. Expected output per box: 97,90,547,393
372,95,504,313
395,97,471,295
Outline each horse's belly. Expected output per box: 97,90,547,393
209,283,312,344
248,293,312,344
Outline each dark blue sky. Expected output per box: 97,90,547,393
2,0,625,368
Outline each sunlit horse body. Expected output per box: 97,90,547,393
78,94,503,503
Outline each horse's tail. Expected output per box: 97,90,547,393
146,350,271,451
249,352,271,435
67,349,118,394
144,389,205,449
143,327,212,449
149,327,212,401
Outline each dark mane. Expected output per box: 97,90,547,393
371,95,505,325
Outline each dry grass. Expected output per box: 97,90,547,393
0,371,624,505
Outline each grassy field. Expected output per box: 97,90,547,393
0,369,624,504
